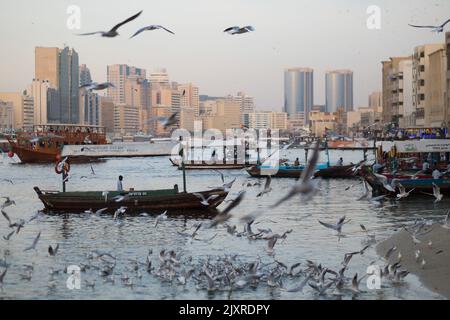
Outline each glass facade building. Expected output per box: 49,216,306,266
284,68,314,126
325,70,353,113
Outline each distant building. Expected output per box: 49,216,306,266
284,68,314,127
309,111,337,137
368,91,382,112
226,92,255,124
245,111,287,130
79,64,92,86
26,79,59,126
114,103,139,136
35,46,79,124
426,47,447,127
412,44,445,126
325,70,353,112
107,64,146,105
0,92,34,130
179,83,200,116
99,97,114,134
0,100,14,132
381,56,412,125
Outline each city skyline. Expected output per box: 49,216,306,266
1,0,449,110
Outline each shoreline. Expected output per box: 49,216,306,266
376,224,450,299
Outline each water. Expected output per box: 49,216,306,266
0,150,445,300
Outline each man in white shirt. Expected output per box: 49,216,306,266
422,161,430,172
117,175,124,191
432,169,442,180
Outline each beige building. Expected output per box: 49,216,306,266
99,97,114,134
368,91,382,112
0,93,34,130
0,101,14,132
180,106,196,132
446,32,450,128
346,111,361,131
107,64,146,105
245,111,288,130
412,44,445,126
426,48,447,127
309,111,337,137
114,104,139,136
35,47,60,89
381,56,412,125
179,83,200,116
26,79,60,125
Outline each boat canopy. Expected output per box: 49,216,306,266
377,139,450,154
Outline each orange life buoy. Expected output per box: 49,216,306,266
55,161,70,174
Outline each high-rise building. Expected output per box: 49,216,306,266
325,70,353,113
245,111,288,130
446,32,450,129
79,64,92,86
284,68,314,127
149,68,170,87
35,47,60,89
412,44,445,126
226,92,254,124
0,92,34,129
114,103,139,136
0,100,14,132
426,48,447,127
368,91,382,112
35,46,79,124
58,47,79,124
179,83,200,116
107,64,146,105
26,79,59,125
381,57,411,125
99,97,114,134
79,91,100,126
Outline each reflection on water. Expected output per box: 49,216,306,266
0,150,445,300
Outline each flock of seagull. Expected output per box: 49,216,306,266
2,140,450,298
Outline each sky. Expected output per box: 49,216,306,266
0,0,449,111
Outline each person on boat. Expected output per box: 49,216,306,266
337,157,343,166
294,158,300,167
432,168,442,180
422,160,431,174
373,162,383,174
117,175,124,191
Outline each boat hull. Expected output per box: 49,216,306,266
314,165,357,179
34,186,228,214
246,165,303,178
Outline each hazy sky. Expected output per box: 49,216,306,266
0,0,448,111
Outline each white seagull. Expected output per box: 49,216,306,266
24,232,41,252
408,19,450,33
318,216,350,235
130,25,175,38
423,183,443,203
146,112,178,130
396,183,415,200
256,176,272,197
78,11,143,38
193,193,219,206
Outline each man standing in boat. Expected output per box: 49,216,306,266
117,175,124,191
337,157,344,166
422,160,431,174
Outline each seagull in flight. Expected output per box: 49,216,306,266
130,25,175,38
318,216,350,235
408,19,450,33
80,82,115,91
78,10,143,37
396,184,415,200
193,193,219,206
422,183,443,203
146,112,178,130
256,176,272,197
24,232,41,252
224,25,255,35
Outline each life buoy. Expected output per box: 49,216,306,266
55,161,70,174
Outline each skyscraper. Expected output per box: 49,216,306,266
35,46,79,124
325,70,353,113
107,64,146,105
58,47,79,124
79,64,92,86
284,68,314,126
179,83,200,116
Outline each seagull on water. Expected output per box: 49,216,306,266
78,10,143,37
408,19,450,33
130,25,175,38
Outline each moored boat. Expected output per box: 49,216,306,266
313,165,357,179
34,186,228,214
6,124,107,163
246,165,304,178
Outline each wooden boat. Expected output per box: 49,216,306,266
6,124,107,164
313,165,357,179
246,165,303,178
34,185,228,214
170,158,247,170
